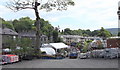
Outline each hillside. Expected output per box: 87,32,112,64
106,28,120,35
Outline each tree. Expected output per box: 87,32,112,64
40,19,54,42
64,28,72,35
0,17,14,30
13,17,34,32
75,42,83,50
19,38,34,56
82,42,89,53
6,0,75,57
91,30,99,36
52,30,58,43
85,29,92,36
97,27,112,39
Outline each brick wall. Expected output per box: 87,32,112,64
107,38,120,48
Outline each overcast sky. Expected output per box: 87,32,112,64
0,0,119,31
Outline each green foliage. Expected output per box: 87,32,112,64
52,30,59,43
0,17,14,29
6,38,17,51
61,27,113,37
86,40,93,43
62,28,92,36
82,42,88,53
13,17,34,32
82,29,91,36
72,29,82,35
97,27,112,38
97,44,104,49
12,17,54,40
57,37,63,42
5,37,34,56
91,30,99,36
40,0,75,12
40,18,54,40
75,42,83,49
64,28,72,35
118,32,120,36
19,38,34,55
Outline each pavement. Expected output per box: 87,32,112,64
2,58,119,68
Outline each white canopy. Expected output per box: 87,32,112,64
40,47,56,55
3,48,11,52
49,43,69,49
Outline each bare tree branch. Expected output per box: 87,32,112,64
6,0,75,12
40,0,75,12
6,0,35,12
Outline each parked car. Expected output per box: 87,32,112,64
69,51,78,59
91,48,119,59
79,53,87,59
86,51,91,58
104,48,118,59
99,51,105,58
117,48,120,58
0,55,7,65
0,55,19,65
69,48,78,59
91,50,102,58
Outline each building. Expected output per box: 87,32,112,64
90,39,107,50
59,35,101,45
0,28,18,48
18,31,49,46
107,37,120,48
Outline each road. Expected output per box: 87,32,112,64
2,58,119,68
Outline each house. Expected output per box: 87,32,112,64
18,31,48,46
107,37,120,48
59,35,101,45
0,28,18,48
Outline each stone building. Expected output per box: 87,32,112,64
18,31,49,46
0,28,18,48
59,35,100,45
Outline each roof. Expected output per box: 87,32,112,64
49,43,69,49
18,31,48,38
18,31,36,37
40,47,56,55
0,28,18,35
108,36,120,39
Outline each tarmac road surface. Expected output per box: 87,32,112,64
2,58,119,68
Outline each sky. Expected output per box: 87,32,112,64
0,0,119,31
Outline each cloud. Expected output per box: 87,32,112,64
0,0,119,31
